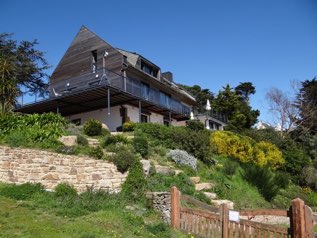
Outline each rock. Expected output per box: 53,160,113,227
174,170,183,175
111,132,123,136
189,176,200,184
203,192,217,199
140,159,151,176
59,136,77,147
87,138,99,147
195,182,215,191
211,200,234,209
154,165,175,176
101,123,109,130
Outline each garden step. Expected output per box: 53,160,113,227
154,165,175,176
203,192,217,200
111,132,123,135
59,136,77,147
87,138,100,147
211,200,234,210
189,177,200,184
195,182,215,191
174,169,183,175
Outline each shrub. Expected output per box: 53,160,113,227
222,159,240,176
186,120,205,131
0,182,44,200
88,146,104,160
5,130,29,147
167,149,197,170
111,148,135,173
54,182,77,197
121,159,147,201
83,119,102,136
241,164,289,201
103,134,129,146
77,134,88,146
211,131,284,168
133,136,149,158
123,121,137,132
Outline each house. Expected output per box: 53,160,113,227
16,26,196,131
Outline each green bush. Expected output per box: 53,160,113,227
5,130,29,147
103,134,129,146
83,119,102,136
186,120,205,131
88,146,104,160
133,136,149,158
77,134,88,146
222,159,239,176
54,183,77,197
123,121,137,132
241,164,289,201
111,148,135,173
0,182,44,200
121,159,147,202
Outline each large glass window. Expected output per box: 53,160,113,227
159,91,171,108
141,61,158,78
141,83,150,100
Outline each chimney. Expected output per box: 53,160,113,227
162,71,173,82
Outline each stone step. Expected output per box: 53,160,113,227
189,176,200,184
59,136,77,147
195,182,215,191
211,200,234,210
203,192,217,200
87,138,100,147
154,165,175,176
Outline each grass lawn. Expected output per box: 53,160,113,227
0,196,187,238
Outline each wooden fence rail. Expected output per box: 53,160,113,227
170,186,315,238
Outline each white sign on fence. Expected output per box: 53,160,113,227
229,210,240,222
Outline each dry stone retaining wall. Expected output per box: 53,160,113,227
146,192,171,223
0,146,127,193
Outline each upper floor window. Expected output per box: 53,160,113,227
141,83,150,100
91,50,97,73
141,61,158,78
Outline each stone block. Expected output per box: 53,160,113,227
154,165,175,176
140,159,151,176
189,176,200,184
203,192,217,199
195,182,215,191
211,200,234,209
59,136,77,147
92,173,102,180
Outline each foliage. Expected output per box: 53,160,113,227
167,149,197,170
241,164,289,201
54,183,77,197
77,134,88,146
222,159,240,176
121,159,147,202
135,123,212,164
103,134,129,146
55,145,76,155
234,82,256,104
88,146,104,160
211,130,285,168
83,119,102,136
133,135,149,158
0,33,50,114
0,182,44,200
111,147,135,173
123,121,137,132
186,119,205,131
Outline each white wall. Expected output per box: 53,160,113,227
67,106,122,131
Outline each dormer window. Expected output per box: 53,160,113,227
91,50,97,73
141,60,158,78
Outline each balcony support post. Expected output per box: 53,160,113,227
107,88,111,116
139,100,142,122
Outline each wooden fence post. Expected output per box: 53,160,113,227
171,186,181,229
291,198,306,238
304,205,314,238
220,203,229,238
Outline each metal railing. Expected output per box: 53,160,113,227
18,67,192,117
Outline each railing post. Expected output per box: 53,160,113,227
304,205,314,238
291,198,306,238
220,203,229,238
171,186,181,229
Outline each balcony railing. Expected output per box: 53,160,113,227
17,67,191,117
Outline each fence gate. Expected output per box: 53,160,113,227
170,186,316,238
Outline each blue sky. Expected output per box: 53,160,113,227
1,0,317,124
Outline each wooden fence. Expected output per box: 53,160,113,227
170,186,316,238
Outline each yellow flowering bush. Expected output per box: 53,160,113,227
210,131,284,169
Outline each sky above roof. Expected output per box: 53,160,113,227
1,0,317,124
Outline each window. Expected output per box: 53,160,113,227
91,50,97,73
141,61,158,78
141,114,148,123
71,118,81,125
159,91,171,108
141,83,150,100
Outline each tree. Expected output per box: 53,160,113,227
235,82,256,104
296,78,317,134
0,33,50,114
266,87,298,134
179,84,214,113
213,84,259,131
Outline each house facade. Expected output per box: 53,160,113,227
16,26,196,131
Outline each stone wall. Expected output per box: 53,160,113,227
0,146,127,193
146,192,171,223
